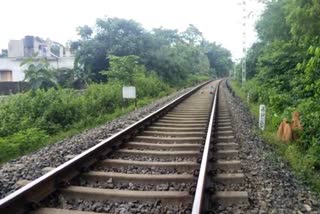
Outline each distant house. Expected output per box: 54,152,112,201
0,36,75,82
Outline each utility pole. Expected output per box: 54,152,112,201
242,0,247,86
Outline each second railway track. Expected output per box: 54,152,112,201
0,80,248,214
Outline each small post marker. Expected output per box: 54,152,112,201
122,86,137,110
259,105,266,131
247,93,250,104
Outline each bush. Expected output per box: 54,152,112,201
0,80,168,139
243,79,260,103
0,73,173,162
185,74,210,87
0,89,82,136
134,72,171,98
0,128,49,162
82,83,123,117
296,99,320,149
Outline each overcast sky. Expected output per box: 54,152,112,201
0,0,264,59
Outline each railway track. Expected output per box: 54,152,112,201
0,80,248,213
208,84,248,212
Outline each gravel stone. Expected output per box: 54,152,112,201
42,195,192,214
219,80,320,213
0,87,192,199
94,165,194,175
109,153,197,162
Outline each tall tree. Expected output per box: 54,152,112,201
75,18,147,82
202,41,233,77
151,28,181,47
100,55,143,85
21,55,57,91
246,42,265,79
76,25,93,40
72,17,233,85
181,24,204,45
285,0,320,43
256,0,291,43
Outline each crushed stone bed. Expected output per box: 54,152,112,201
221,80,319,213
71,177,195,192
93,165,195,175
41,193,192,214
0,87,192,200
108,153,197,162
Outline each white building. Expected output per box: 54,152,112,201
0,36,75,82
8,40,24,58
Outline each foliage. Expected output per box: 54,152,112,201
292,46,320,99
184,74,210,87
245,42,264,79
144,43,211,86
0,129,49,162
21,55,57,91
256,0,291,43
101,55,171,97
285,0,320,43
144,45,189,86
54,68,75,88
69,41,81,53
181,24,204,45
77,25,93,40
233,0,320,192
0,65,171,162
0,75,169,138
74,58,93,87
3,17,234,164
72,17,233,85
234,62,242,83
203,41,233,77
0,62,194,164
150,28,181,47
101,55,142,85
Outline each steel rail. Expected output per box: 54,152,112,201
191,81,220,214
0,80,212,214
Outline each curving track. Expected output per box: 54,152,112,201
0,80,248,214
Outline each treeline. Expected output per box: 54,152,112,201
71,18,233,86
0,17,233,162
235,0,320,189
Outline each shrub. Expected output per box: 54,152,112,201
0,128,49,162
0,73,173,162
185,74,210,87
83,83,123,116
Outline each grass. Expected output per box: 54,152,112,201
230,80,320,195
0,95,168,164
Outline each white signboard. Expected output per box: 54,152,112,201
259,104,266,131
122,86,136,99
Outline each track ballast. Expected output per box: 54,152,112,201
0,80,249,214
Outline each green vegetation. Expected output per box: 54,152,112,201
21,55,58,91
233,0,320,192
0,83,170,163
72,18,233,85
0,56,171,163
0,17,234,163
